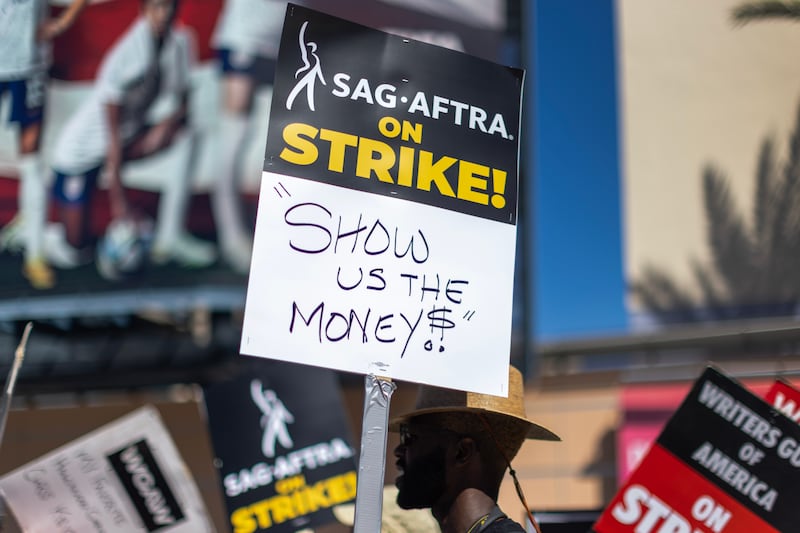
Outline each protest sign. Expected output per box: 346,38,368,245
0,406,211,532
594,367,800,533
240,3,524,396
764,380,800,425
203,361,357,533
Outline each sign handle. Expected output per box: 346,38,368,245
0,322,32,452
353,374,396,533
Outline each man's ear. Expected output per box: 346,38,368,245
454,436,479,465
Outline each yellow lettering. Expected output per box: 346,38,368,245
356,137,396,183
400,121,422,144
397,146,415,187
250,500,273,529
491,168,507,209
230,507,258,533
271,495,296,524
326,471,358,504
280,123,319,165
378,116,402,138
275,474,306,495
306,479,332,509
292,487,311,516
417,150,456,197
320,129,358,172
377,117,422,144
278,123,507,209
231,471,358,533
457,161,490,205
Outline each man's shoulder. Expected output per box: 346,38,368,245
482,516,527,533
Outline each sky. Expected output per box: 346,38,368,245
529,0,628,342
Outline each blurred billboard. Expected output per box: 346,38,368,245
0,0,513,324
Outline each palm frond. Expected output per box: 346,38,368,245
632,266,701,323
691,260,725,313
766,101,800,297
784,98,800,179
702,165,757,296
753,137,777,247
732,1,800,26
634,89,800,324
769,190,800,298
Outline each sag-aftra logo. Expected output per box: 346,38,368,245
221,381,353,499
285,20,513,141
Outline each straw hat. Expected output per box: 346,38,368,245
389,365,560,442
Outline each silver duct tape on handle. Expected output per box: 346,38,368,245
353,374,396,533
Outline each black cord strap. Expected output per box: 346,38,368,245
477,413,542,533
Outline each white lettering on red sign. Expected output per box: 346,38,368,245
611,484,731,533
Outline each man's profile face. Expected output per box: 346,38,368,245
394,421,451,510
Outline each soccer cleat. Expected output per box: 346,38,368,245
151,232,217,268
43,224,87,269
22,257,55,290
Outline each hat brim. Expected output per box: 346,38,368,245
389,406,561,442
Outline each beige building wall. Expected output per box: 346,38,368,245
497,377,620,521
617,0,800,312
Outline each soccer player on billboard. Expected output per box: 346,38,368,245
48,0,216,272
210,0,288,273
0,0,88,288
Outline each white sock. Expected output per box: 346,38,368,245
213,113,251,247
18,154,46,261
153,129,199,249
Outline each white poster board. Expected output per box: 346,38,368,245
241,5,524,396
243,172,516,395
0,406,212,533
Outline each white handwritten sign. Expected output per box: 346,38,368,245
242,172,515,395
0,406,212,533
240,5,523,396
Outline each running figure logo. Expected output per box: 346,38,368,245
250,380,295,458
286,20,326,111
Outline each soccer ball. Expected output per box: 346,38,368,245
96,217,154,281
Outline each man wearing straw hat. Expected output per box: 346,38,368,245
390,365,560,533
